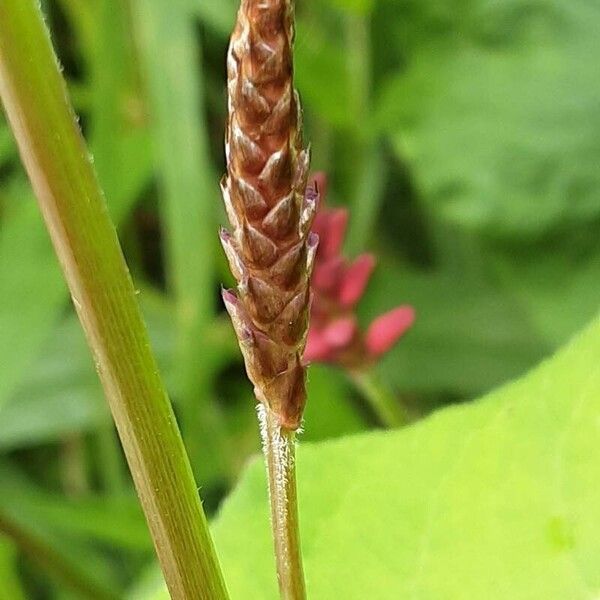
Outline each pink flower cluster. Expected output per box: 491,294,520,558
304,173,415,368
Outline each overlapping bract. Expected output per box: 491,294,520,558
305,173,415,368
220,0,317,430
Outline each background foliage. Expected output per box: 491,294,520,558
0,0,599,597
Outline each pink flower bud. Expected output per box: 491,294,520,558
304,328,333,363
323,317,357,349
304,173,415,369
313,256,344,293
313,209,348,260
365,306,416,357
338,254,376,307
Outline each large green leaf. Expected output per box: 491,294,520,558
376,0,600,240
134,311,600,598
211,312,600,598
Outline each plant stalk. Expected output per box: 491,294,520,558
258,406,306,600
349,369,409,428
0,2,228,598
343,12,387,255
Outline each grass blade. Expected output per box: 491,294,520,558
0,2,229,598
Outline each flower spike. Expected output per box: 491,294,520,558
221,0,317,431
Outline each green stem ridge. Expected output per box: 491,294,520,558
258,405,307,600
0,2,228,598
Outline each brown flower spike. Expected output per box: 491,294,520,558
220,0,318,430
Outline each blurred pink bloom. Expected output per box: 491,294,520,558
304,173,415,368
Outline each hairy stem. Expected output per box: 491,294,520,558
258,405,306,600
349,369,409,428
0,2,228,598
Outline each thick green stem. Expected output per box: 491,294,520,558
0,3,228,599
258,406,306,600
349,369,409,428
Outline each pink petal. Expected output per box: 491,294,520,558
365,306,415,357
338,254,376,307
312,208,348,260
304,328,334,363
323,209,348,258
313,257,344,293
323,317,357,349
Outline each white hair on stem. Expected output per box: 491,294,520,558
257,403,300,575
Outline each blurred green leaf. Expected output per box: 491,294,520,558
0,292,238,450
186,0,236,35
295,21,353,128
0,479,121,600
0,194,67,411
322,0,374,15
0,465,150,553
303,365,365,441
0,120,14,162
0,536,27,600
376,0,600,239
131,0,227,476
489,237,600,348
55,0,96,63
359,259,547,395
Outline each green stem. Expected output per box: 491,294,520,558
343,12,386,255
345,13,370,123
0,3,228,599
349,369,409,428
259,406,306,600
